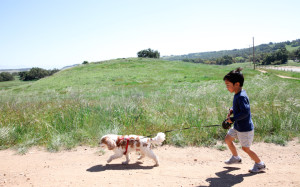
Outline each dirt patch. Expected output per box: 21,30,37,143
257,69,267,73
1,139,299,186
276,75,300,80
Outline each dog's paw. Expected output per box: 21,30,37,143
122,161,129,165
107,159,112,163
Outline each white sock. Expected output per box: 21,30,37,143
233,155,240,159
258,161,264,165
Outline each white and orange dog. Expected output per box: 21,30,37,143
99,132,165,166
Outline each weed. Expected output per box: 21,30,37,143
264,135,287,146
215,144,227,151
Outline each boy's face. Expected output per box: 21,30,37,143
225,80,240,93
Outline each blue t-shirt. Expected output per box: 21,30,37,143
230,90,254,132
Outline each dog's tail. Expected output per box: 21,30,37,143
150,132,165,145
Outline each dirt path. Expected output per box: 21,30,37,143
1,139,299,187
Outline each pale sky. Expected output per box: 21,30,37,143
0,0,299,69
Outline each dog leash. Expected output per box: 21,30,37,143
164,124,220,133
145,124,221,138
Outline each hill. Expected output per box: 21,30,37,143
0,68,31,73
0,58,299,152
162,39,300,61
0,64,79,73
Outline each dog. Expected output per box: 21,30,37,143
99,132,165,166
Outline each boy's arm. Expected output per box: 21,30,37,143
226,107,233,123
230,96,250,122
228,107,233,116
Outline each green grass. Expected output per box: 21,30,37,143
0,58,299,152
0,76,33,90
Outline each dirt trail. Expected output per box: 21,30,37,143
1,139,299,186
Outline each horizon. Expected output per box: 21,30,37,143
1,0,299,70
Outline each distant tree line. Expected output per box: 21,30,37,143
137,48,160,58
164,39,300,65
183,55,236,65
19,67,59,81
183,47,299,65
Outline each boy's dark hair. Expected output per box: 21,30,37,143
223,67,244,87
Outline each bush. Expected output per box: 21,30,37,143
0,72,15,82
19,67,60,81
216,55,234,65
137,48,160,58
49,69,60,76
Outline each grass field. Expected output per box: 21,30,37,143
0,58,299,153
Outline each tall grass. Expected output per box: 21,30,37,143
0,58,299,152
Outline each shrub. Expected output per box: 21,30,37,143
0,72,15,82
137,48,160,58
216,55,234,65
19,67,59,81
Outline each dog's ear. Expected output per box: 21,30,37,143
103,136,116,150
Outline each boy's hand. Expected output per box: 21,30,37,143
226,117,233,124
222,119,232,129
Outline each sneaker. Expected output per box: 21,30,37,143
224,156,242,165
249,162,266,173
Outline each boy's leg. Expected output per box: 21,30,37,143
224,131,242,164
243,147,266,173
237,130,266,172
225,134,238,156
237,130,262,163
242,147,260,163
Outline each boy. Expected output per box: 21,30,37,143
223,67,266,173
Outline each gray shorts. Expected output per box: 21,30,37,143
227,128,254,147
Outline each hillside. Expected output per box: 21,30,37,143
0,64,78,73
162,39,300,61
0,58,299,152
0,68,31,73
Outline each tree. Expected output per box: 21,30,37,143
275,47,288,64
262,47,288,65
137,48,160,58
273,43,286,50
216,55,234,65
18,67,59,81
262,53,275,65
49,69,60,75
82,61,89,65
0,72,14,82
293,47,300,60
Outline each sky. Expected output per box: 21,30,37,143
0,0,299,69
